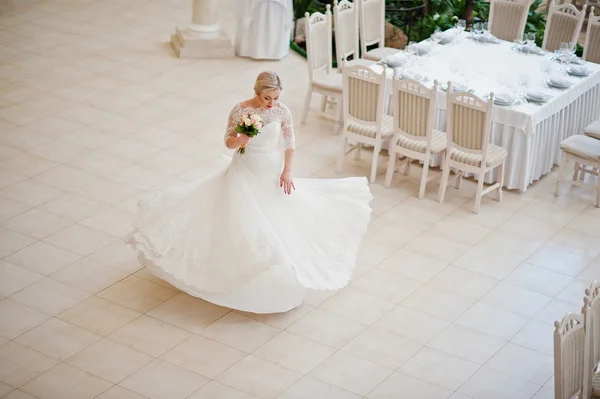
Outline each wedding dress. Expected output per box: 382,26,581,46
127,103,373,314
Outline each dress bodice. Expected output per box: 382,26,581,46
224,103,295,153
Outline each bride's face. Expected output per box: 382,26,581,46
256,89,281,109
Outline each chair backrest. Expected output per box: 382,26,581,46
583,7,600,63
488,0,531,42
584,281,600,398
334,0,360,71
343,64,388,131
392,77,438,148
554,312,587,399
445,84,494,165
542,2,587,52
358,0,386,55
304,6,333,82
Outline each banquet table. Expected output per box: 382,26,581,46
371,32,600,192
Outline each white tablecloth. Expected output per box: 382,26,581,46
373,33,600,191
235,0,293,60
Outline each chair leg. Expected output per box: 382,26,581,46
438,158,451,203
355,143,362,160
572,162,580,183
370,145,380,184
455,171,463,189
301,87,312,125
496,161,504,202
334,97,343,135
473,172,486,214
418,158,430,199
320,96,328,112
385,145,398,188
337,136,347,173
403,158,411,176
555,151,568,197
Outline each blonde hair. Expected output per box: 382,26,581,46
254,71,282,94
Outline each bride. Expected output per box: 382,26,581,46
127,71,373,314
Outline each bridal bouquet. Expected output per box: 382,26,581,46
235,113,262,154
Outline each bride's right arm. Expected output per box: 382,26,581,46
224,105,244,149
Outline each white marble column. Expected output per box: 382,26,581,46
171,0,234,59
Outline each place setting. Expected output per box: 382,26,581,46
468,21,500,44
512,32,543,55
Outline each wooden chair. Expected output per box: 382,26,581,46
543,2,587,52
488,0,532,42
357,0,399,61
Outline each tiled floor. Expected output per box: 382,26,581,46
1,0,599,398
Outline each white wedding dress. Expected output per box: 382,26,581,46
127,103,373,314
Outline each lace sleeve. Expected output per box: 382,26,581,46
281,104,295,150
224,104,241,146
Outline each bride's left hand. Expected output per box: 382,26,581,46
280,170,295,195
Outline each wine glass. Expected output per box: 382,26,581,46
526,32,535,47
473,22,483,36
517,73,530,99
540,60,553,76
457,19,466,32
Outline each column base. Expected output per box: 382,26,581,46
171,27,234,59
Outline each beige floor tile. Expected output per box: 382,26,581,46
458,366,541,399
10,277,89,316
189,381,259,399
1,180,64,208
0,227,36,258
505,263,574,297
148,293,229,334
253,331,335,374
0,197,30,223
373,306,449,344
73,178,140,206
535,298,580,326
80,208,135,238
401,281,478,322
455,302,529,340
217,355,301,399
427,266,499,299
480,282,553,318
199,312,280,353
98,275,178,313
0,260,43,297
2,209,73,239
486,343,553,385
161,335,245,378
6,241,81,275
341,326,422,369
33,165,97,192
120,359,209,399
366,372,452,399
319,289,395,325
43,223,117,256
0,342,58,387
428,323,507,365
404,232,472,263
349,269,422,304
96,386,148,399
66,338,153,383
528,243,596,277
0,382,15,398
15,318,100,360
453,246,524,280
510,321,554,356
287,309,366,349
51,257,129,294
0,153,57,177
400,347,480,391
235,303,313,330
0,299,51,340
376,249,448,283
88,241,142,274
21,363,112,399
58,296,141,336
109,315,190,357
309,351,393,396
278,377,361,399
3,390,40,399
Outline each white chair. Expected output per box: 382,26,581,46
438,86,507,214
488,0,532,42
555,135,600,208
384,78,446,199
333,0,373,71
585,120,600,140
542,2,587,52
337,64,393,183
358,0,398,61
584,281,600,398
554,311,587,399
583,7,600,64
302,5,343,128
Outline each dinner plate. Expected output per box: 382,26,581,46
548,78,572,89
567,66,592,76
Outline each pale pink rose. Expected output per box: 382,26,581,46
243,117,252,126
250,114,261,122
255,122,262,129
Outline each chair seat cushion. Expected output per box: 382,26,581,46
585,120,600,140
592,370,600,392
395,130,447,154
560,135,600,161
364,47,399,61
313,71,342,92
450,144,507,167
344,58,374,69
347,115,394,138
